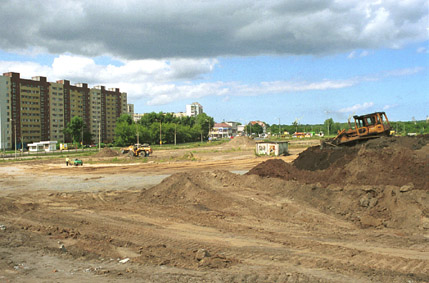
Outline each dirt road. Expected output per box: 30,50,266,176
0,138,428,282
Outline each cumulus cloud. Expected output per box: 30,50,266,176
0,55,424,106
338,102,374,113
383,104,398,110
0,0,427,59
417,47,428,53
347,50,371,59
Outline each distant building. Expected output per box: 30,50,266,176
173,112,187,118
0,72,127,149
237,125,245,135
133,113,145,122
225,121,239,136
186,102,203,117
211,122,232,138
127,104,134,116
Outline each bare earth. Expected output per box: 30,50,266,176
0,137,428,282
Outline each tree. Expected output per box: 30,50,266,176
117,114,133,125
114,121,135,146
63,116,85,143
246,122,263,135
292,119,300,133
116,112,215,145
195,113,214,139
324,118,334,136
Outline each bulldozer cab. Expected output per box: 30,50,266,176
353,112,390,136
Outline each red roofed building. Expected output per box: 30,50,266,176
211,122,233,139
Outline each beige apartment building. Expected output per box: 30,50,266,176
0,72,127,150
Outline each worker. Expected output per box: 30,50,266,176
66,157,70,166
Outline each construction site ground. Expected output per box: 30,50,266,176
0,137,428,282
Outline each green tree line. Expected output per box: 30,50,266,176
114,112,215,146
266,118,429,137
63,114,428,146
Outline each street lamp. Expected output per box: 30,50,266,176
11,118,16,159
204,119,211,142
81,124,84,151
96,119,101,151
136,127,140,145
174,123,177,145
99,120,101,151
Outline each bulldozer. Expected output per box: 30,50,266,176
325,112,392,146
120,143,153,157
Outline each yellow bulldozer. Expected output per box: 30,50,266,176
325,112,392,146
120,143,153,157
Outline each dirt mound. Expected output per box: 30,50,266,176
363,134,429,150
274,181,429,231
248,135,429,190
144,168,428,232
142,170,237,210
225,136,255,148
93,147,120,157
293,146,358,171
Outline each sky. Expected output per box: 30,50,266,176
0,0,428,125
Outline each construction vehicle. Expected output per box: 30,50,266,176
120,143,152,157
326,112,392,146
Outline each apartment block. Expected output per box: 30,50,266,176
0,75,11,150
127,104,134,116
186,102,203,117
0,72,127,149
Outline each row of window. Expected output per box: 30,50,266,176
21,89,39,94
21,107,39,111
21,113,39,117
22,136,40,140
21,101,39,105
22,124,40,128
21,95,39,99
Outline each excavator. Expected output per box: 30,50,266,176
324,112,392,146
120,143,153,157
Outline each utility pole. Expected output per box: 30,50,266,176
174,124,177,145
278,118,281,136
159,121,162,146
208,120,211,141
98,121,101,151
81,124,84,151
136,128,139,145
11,119,16,159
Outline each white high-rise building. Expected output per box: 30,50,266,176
186,102,203,117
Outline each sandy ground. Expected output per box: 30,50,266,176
0,138,428,282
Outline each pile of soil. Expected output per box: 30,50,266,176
142,170,237,210
93,147,120,157
144,167,428,232
248,135,429,191
225,136,256,148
